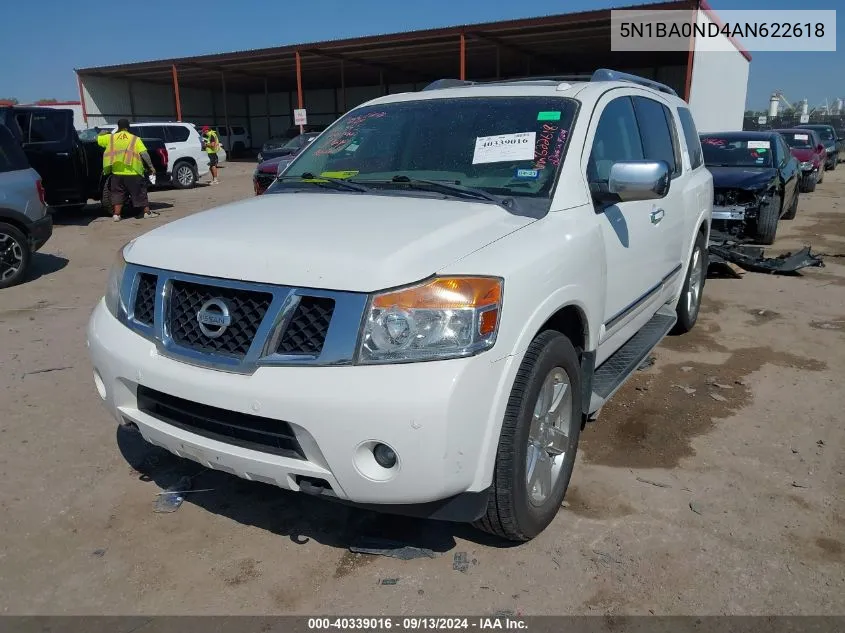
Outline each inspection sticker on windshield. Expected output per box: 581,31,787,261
747,140,770,149
516,168,539,179
537,111,561,121
473,132,536,164
795,134,809,141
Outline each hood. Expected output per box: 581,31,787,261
257,156,286,174
789,148,818,162
708,166,777,190
124,194,535,292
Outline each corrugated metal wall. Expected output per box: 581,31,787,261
80,75,424,148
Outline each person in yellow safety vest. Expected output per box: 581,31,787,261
201,126,221,185
98,119,159,222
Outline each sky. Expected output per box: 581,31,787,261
2,0,842,111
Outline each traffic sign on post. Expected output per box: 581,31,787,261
799,114,810,124
294,109,307,128
757,115,767,125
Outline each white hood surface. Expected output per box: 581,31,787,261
125,193,535,292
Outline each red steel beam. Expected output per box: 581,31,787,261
460,32,466,80
76,74,88,126
171,64,183,121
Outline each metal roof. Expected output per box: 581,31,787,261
77,0,695,93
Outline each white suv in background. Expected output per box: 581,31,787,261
212,125,251,157
88,70,712,542
100,122,220,188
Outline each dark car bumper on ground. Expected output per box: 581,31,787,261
29,214,53,252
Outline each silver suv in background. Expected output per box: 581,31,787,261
0,124,52,288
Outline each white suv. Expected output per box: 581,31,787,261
87,70,712,541
100,122,215,188
212,125,251,156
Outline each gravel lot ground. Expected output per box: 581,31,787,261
1,160,843,615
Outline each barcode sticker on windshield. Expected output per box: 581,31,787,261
747,140,771,149
795,134,809,141
473,132,536,164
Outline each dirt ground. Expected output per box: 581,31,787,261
1,160,843,615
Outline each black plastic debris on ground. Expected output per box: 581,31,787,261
708,241,824,275
349,536,438,561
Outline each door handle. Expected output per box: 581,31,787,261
167,146,177,150
56,152,69,157
650,208,665,225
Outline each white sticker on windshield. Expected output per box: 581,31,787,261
472,132,536,164
794,134,809,141
747,140,771,149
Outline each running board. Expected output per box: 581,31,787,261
588,306,676,414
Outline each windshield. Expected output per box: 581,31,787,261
701,137,773,167
272,96,578,200
781,132,815,149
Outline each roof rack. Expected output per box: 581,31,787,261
421,68,678,97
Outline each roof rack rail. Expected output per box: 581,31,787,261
590,69,678,96
421,69,678,96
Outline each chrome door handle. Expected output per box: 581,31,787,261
56,152,69,157
650,208,665,225
167,146,177,150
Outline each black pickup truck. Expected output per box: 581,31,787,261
0,106,168,214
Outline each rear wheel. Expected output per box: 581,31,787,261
0,222,31,289
101,180,113,216
803,174,817,193
475,330,582,542
753,194,780,245
173,161,198,189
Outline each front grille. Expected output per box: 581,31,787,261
168,280,273,358
137,386,304,459
133,273,157,325
277,297,334,355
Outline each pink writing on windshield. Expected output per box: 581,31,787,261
315,111,387,155
534,123,558,170
549,129,569,167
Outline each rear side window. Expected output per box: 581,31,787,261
165,125,190,143
132,125,166,140
0,125,30,172
29,112,68,143
588,96,644,183
677,107,703,169
632,96,679,177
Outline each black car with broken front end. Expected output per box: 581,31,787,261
700,131,799,245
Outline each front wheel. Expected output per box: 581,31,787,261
475,330,582,542
802,174,817,193
753,194,780,245
672,231,707,335
0,222,31,289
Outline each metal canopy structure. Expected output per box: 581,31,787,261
77,0,691,101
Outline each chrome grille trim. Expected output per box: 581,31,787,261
117,264,369,373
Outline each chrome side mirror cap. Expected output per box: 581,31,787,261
591,160,670,204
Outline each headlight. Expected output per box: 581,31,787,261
104,243,129,318
358,276,503,364
799,161,812,170
257,153,263,162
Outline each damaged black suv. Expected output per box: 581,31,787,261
701,131,800,245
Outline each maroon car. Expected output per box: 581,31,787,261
253,156,293,195
776,128,826,192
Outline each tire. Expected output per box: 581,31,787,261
803,174,817,193
173,161,198,189
782,190,799,220
829,158,837,171
233,142,245,158
474,330,582,542
0,222,31,289
671,231,707,335
753,193,780,245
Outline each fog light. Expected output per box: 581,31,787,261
373,443,397,468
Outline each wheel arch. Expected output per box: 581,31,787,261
0,208,32,237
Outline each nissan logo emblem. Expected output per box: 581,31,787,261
196,298,232,338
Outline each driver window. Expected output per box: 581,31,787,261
588,97,644,183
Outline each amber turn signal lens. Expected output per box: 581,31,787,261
372,277,502,310
479,309,499,336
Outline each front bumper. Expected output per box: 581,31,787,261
87,301,505,520
711,205,750,221
28,214,52,252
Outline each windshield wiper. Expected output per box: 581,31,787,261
278,173,370,193
362,175,514,209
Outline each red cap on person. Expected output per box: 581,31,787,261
201,126,210,133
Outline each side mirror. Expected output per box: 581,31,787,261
590,160,670,204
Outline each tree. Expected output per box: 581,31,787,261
0,97,19,105
35,98,59,104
